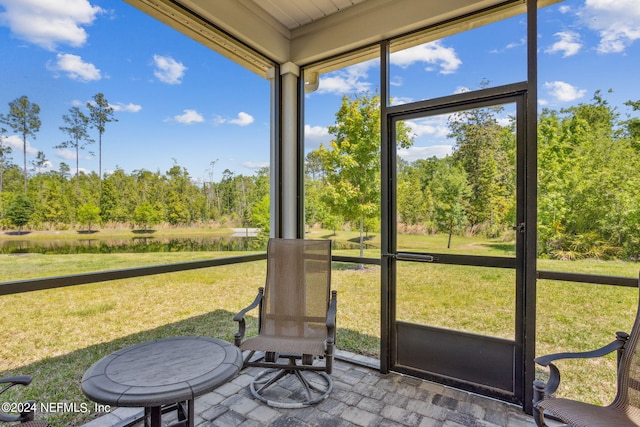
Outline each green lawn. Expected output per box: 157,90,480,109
0,230,638,426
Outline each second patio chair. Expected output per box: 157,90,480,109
233,238,337,408
532,277,640,426
0,376,51,427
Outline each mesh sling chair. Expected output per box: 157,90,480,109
0,376,51,426
234,238,337,408
532,278,640,427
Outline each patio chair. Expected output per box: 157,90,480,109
532,282,640,427
0,376,51,426
233,238,337,408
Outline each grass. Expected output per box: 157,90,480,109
0,229,639,426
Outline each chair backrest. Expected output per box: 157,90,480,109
260,239,331,342
613,285,640,416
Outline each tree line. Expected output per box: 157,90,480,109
1,91,639,260
0,160,269,232
305,91,640,260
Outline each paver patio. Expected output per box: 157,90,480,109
81,351,545,427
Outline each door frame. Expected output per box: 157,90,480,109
380,82,536,408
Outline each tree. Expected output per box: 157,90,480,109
250,194,270,236
57,106,94,179
449,105,515,235
87,93,117,180
430,161,470,248
0,127,12,192
318,93,413,257
77,202,101,232
6,193,34,232
133,202,162,231
0,96,41,193
537,91,640,259
31,151,48,175
397,163,434,231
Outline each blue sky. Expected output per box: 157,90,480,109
0,0,639,182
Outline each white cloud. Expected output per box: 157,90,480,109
579,0,640,53
492,37,527,53
152,54,186,84
505,37,527,50
398,145,453,162
214,112,255,126
544,81,587,102
0,0,103,50
558,5,572,14
405,117,450,139
48,53,101,82
304,124,331,148
390,96,414,106
111,102,142,113
2,134,38,155
545,31,582,57
390,41,462,75
390,76,403,87
242,161,269,170
316,60,375,95
171,109,204,124
55,148,92,161
229,112,254,126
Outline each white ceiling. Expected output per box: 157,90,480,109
126,0,544,76
251,0,369,30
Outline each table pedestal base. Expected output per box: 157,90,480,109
144,400,194,427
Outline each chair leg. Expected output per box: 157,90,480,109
248,357,333,408
254,367,289,394
532,380,548,427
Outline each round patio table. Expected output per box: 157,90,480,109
81,336,242,427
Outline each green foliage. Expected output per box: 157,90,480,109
0,96,41,193
133,202,162,230
87,93,117,180
77,203,101,231
537,92,640,259
250,194,270,236
5,193,34,230
449,105,516,234
0,160,269,231
302,89,639,262
56,106,93,178
315,92,414,253
430,161,470,248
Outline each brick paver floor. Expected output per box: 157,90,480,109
81,351,540,427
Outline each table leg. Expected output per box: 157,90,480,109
144,406,162,427
174,400,195,427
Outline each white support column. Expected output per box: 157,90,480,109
279,62,300,238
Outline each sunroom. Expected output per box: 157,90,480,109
2,0,639,425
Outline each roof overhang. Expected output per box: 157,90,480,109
124,0,557,79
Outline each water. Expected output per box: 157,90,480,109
0,235,266,255
0,233,376,255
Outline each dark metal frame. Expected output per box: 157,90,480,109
5,0,640,418
382,86,531,405
0,254,266,297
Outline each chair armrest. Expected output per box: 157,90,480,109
1,376,32,387
534,332,629,399
534,336,626,367
1,376,33,423
233,287,263,346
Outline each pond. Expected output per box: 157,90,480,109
0,235,266,255
0,235,373,255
